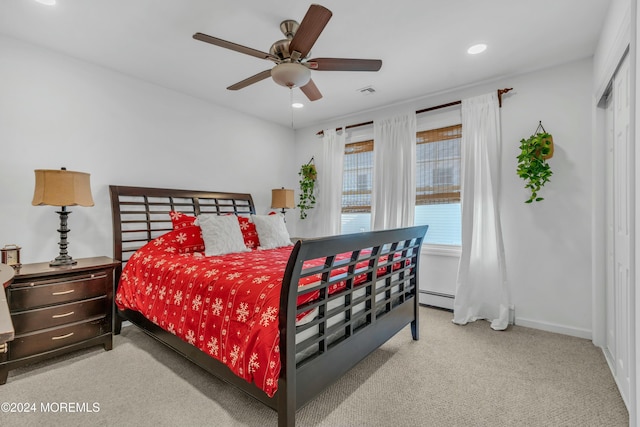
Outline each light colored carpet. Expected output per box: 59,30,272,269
0,307,628,426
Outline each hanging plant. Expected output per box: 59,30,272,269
517,121,554,203
298,159,317,219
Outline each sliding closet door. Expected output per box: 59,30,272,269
605,52,632,406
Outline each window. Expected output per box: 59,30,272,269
341,140,373,234
339,124,462,245
415,124,462,245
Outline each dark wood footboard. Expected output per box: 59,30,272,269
109,185,427,426
277,226,427,426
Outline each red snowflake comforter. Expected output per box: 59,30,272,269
116,230,300,397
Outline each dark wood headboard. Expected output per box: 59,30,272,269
109,185,255,265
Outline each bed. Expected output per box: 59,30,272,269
109,185,428,426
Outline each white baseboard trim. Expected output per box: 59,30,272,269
419,292,454,310
515,317,592,340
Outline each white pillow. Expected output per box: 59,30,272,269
197,214,250,256
251,214,292,249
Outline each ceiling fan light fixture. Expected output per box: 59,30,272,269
271,63,311,88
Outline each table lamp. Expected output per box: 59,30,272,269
32,168,94,266
271,188,295,219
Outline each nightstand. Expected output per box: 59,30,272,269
0,257,119,385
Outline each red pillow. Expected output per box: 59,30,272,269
238,216,260,249
171,225,205,254
170,211,197,229
169,212,203,253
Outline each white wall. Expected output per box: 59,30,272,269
501,59,593,337
594,0,632,99
294,57,594,338
0,35,297,264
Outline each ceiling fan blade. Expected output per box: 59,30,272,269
307,58,383,72
288,4,332,60
193,32,280,62
300,79,322,101
227,69,272,91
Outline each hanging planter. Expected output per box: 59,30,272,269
298,158,317,219
516,121,554,203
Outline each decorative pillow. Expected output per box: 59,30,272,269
238,216,261,249
168,211,203,253
251,213,292,249
170,211,197,229
172,225,205,254
198,214,250,256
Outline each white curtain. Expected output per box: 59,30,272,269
316,128,345,236
453,92,510,330
371,112,416,230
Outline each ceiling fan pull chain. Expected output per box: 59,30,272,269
290,88,295,128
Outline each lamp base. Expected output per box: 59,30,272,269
50,206,77,267
50,255,77,267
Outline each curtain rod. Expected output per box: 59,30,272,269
316,87,513,137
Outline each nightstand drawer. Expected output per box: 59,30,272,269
10,296,107,335
9,272,108,310
10,318,106,360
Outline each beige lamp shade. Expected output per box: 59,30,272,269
32,169,95,207
271,188,295,209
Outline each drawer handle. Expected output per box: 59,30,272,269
51,332,74,340
52,289,75,296
52,311,75,319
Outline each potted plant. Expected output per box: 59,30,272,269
298,161,317,219
516,124,554,203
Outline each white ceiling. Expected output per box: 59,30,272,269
0,0,612,129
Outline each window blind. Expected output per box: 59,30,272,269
342,140,374,213
416,124,462,205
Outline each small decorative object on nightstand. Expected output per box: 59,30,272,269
0,257,119,385
32,167,95,267
1,245,21,269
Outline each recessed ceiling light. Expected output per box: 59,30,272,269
467,43,487,55
292,102,304,109
35,0,56,5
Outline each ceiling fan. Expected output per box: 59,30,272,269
193,4,382,101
